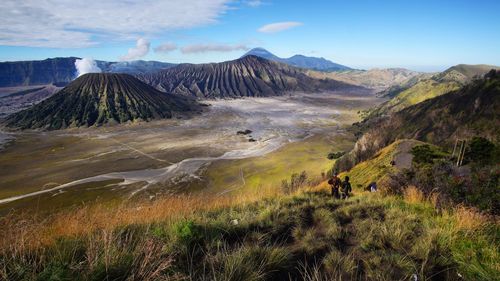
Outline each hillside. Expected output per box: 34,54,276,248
0,85,62,117
0,58,176,87
370,64,499,117
0,57,78,87
243,48,352,71
308,68,423,91
139,55,364,98
336,70,500,172
2,159,497,280
3,73,200,130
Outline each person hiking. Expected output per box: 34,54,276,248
341,176,352,199
365,181,377,192
328,172,341,199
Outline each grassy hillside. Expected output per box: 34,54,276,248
366,64,499,118
1,173,497,280
1,136,498,280
445,64,500,80
339,70,500,176
203,134,354,194
339,139,424,189
370,79,462,116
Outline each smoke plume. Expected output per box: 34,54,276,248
75,58,102,78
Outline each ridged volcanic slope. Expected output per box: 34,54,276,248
4,73,199,130
139,55,363,98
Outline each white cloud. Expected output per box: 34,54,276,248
257,21,303,33
154,42,177,53
120,38,150,61
75,58,102,77
246,0,262,7
0,0,231,48
181,43,249,54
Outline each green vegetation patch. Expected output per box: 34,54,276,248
3,191,498,280
204,134,354,194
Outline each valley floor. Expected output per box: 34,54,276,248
0,91,377,214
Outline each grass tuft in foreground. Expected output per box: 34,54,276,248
1,187,498,280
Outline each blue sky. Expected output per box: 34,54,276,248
1,0,499,71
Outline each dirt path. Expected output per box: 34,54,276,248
393,140,415,170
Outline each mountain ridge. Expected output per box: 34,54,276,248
0,57,176,87
242,48,352,71
139,55,365,99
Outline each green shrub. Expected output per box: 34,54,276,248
174,220,203,246
327,151,345,160
466,137,496,165
411,144,440,165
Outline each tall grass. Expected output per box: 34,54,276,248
0,186,281,250
0,181,498,280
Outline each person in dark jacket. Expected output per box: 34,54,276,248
341,176,352,199
328,172,342,199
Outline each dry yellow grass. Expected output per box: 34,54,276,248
0,186,281,250
403,185,425,204
454,205,490,231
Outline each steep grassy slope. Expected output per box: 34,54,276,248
383,70,500,144
3,73,200,130
339,139,424,189
369,64,499,117
376,72,434,98
336,70,500,173
139,56,364,98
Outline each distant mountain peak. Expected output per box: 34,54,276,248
243,48,280,60
242,47,351,72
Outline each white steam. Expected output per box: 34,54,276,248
75,58,102,78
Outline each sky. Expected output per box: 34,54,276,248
1,0,499,71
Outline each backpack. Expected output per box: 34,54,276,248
341,181,351,193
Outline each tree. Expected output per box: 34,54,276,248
466,137,496,165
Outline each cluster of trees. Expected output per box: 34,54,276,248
384,138,499,214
